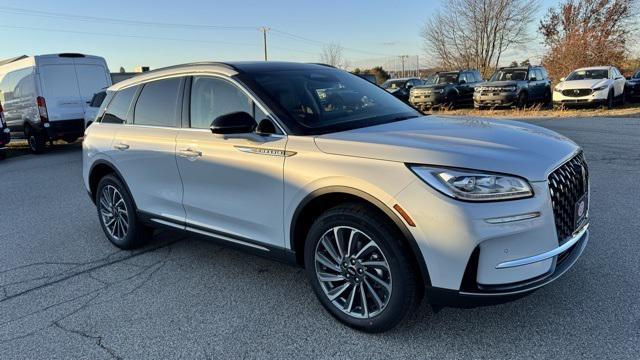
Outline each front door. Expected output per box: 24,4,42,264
176,75,287,248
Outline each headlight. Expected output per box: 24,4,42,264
593,85,608,91
433,89,444,94
409,165,533,201
502,86,517,92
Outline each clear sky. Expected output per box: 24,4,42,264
0,0,561,72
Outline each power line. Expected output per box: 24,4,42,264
0,6,257,31
270,29,396,57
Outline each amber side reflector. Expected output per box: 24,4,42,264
393,204,416,227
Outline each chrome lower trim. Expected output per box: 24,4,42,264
495,223,589,269
485,212,540,224
185,226,270,252
151,218,185,230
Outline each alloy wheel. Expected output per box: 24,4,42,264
99,185,129,241
314,226,392,319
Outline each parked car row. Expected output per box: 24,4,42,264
388,64,638,111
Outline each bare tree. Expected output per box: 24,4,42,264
539,0,638,81
422,0,540,78
320,43,347,69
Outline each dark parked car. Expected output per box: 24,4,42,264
381,77,423,102
625,70,640,102
474,66,552,109
0,101,10,160
409,70,484,110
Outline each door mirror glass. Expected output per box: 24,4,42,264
210,111,256,134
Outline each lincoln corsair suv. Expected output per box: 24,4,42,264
83,62,590,332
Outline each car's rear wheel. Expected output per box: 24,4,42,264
25,126,46,154
304,203,420,333
96,174,153,249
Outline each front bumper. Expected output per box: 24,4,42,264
553,89,608,106
625,84,640,99
473,92,517,107
409,92,446,109
428,226,588,306
394,171,589,303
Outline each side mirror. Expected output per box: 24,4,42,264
529,77,537,82
459,80,466,85
255,118,277,136
406,83,414,89
210,111,256,134
560,77,565,82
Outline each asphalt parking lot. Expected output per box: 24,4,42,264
0,117,638,359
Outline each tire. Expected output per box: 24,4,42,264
63,136,79,144
25,126,46,154
605,90,614,109
304,203,420,333
96,174,153,249
517,92,528,109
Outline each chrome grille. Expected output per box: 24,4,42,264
548,152,589,243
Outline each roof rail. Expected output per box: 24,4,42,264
144,62,241,75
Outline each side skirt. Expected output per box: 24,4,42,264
137,210,298,266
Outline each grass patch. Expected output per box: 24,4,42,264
425,103,640,118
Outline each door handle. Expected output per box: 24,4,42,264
113,143,129,151
177,148,202,160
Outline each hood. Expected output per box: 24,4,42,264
556,79,608,90
314,116,579,181
481,80,519,87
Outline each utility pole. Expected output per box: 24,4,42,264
399,55,409,77
259,27,270,61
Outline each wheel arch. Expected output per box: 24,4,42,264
290,186,432,287
88,159,136,208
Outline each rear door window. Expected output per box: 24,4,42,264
102,86,137,124
134,77,182,127
39,65,81,98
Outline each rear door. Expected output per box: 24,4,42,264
38,64,84,121
74,63,111,114
110,77,186,222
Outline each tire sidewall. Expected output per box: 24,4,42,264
304,206,416,332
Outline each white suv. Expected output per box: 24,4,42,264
553,66,626,108
83,62,590,332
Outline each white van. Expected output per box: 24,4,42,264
0,53,111,153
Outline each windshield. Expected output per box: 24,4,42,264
566,69,608,81
248,69,419,133
490,69,527,81
423,74,436,84
434,72,459,84
632,71,640,79
381,80,406,89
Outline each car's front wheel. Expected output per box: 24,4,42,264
96,174,153,249
304,203,420,333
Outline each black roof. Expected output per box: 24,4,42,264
226,61,337,73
